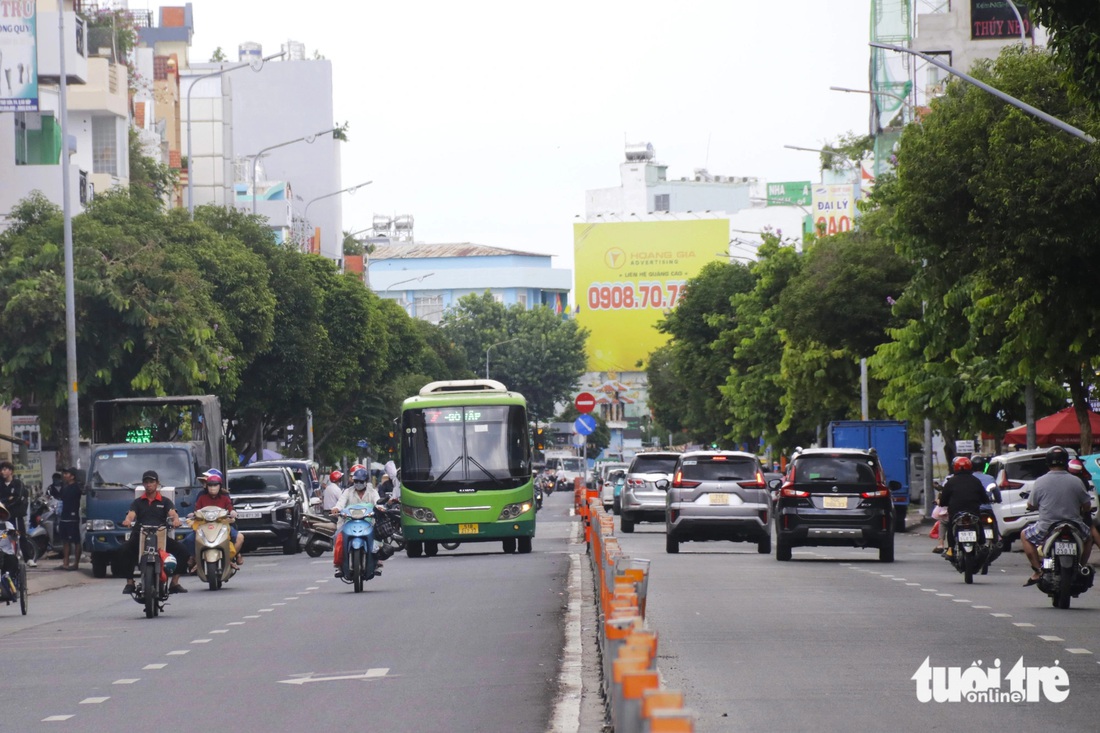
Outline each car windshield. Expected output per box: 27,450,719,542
1005,458,1048,482
795,455,877,484
91,448,193,488
631,456,679,474
228,472,291,495
561,458,584,472
680,457,758,481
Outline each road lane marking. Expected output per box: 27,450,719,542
113,678,140,683
43,715,73,721
952,599,972,603
1066,648,1092,654
272,602,286,606
167,650,190,656
1013,623,1035,627
906,583,920,586
284,597,299,600
971,605,991,609
920,589,937,592
258,609,274,613
143,664,167,669
80,697,109,704
1039,635,1064,642
892,578,907,581
243,615,260,619
210,629,228,634
936,593,953,597
306,586,320,590
990,613,1012,617
278,668,389,685
191,639,212,644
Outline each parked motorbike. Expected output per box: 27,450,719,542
945,509,1001,583
28,496,58,562
1036,521,1094,609
302,498,337,558
129,524,173,618
189,507,237,591
335,503,380,593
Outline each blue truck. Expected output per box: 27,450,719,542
828,420,910,532
83,396,226,578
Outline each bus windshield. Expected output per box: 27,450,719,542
401,404,530,493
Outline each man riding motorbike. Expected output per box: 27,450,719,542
121,470,190,595
938,456,990,557
1021,446,1094,587
331,468,387,577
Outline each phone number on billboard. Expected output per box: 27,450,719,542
586,281,686,311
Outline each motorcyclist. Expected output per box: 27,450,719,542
938,456,989,557
322,470,343,512
331,468,385,578
0,502,21,581
186,471,245,569
120,470,190,595
1021,446,1094,586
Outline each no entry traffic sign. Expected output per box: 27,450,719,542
574,392,596,414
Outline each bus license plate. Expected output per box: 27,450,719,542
1054,541,1076,556
458,524,479,535
236,510,261,520
958,530,977,543
709,493,729,506
823,497,847,509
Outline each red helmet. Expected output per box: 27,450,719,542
1068,459,1084,475
330,470,343,482
951,456,972,473
349,463,366,475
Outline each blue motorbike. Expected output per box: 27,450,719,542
336,503,379,593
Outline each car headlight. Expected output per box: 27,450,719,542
402,504,438,523
497,502,532,520
87,519,116,531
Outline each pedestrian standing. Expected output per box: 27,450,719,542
55,467,83,571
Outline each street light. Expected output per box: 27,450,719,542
830,85,912,111
783,144,852,161
485,337,520,379
383,273,435,293
871,42,1095,144
749,196,812,217
186,51,285,216
250,126,343,216
301,181,372,254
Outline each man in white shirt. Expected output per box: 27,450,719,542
322,471,344,512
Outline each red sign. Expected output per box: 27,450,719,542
574,392,596,414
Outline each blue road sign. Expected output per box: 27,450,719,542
574,414,597,436
357,439,369,448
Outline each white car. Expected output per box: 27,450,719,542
986,448,1094,550
597,463,629,510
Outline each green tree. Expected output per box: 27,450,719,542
1025,1,1100,110
877,46,1100,451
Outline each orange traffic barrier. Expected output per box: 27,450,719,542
648,709,695,733
642,690,684,720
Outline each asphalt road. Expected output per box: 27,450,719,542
611,515,1100,732
0,497,585,733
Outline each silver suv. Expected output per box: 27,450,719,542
986,448,1084,551
620,451,680,533
666,451,771,554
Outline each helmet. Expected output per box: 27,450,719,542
330,470,343,482
951,456,972,473
203,468,224,483
349,463,366,475
1068,459,1084,475
163,553,177,575
352,468,370,484
1046,446,1070,468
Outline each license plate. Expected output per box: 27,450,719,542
958,530,977,543
458,523,479,535
1054,541,1076,556
236,510,261,520
709,493,729,506
823,496,847,509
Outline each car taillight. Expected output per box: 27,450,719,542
861,485,890,499
627,478,643,489
740,471,766,489
780,485,809,498
672,470,700,488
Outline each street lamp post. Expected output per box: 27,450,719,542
301,181,372,254
250,127,343,216
383,273,434,293
871,42,1095,144
186,51,285,216
485,338,520,379
56,1,79,463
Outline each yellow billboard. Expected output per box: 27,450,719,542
574,219,727,372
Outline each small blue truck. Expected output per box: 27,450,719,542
828,420,910,532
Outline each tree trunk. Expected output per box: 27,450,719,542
1067,370,1093,455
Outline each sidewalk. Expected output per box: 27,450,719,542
25,563,99,596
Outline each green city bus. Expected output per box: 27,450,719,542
398,379,536,557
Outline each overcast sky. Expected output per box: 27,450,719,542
151,0,875,268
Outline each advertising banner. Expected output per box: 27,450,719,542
971,0,1031,40
811,184,858,237
0,1,38,111
574,219,726,372
765,181,812,207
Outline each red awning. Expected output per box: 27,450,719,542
1003,406,1100,447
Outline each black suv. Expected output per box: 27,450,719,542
772,448,894,562
249,459,321,501
227,466,306,554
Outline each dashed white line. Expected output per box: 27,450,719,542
921,589,938,592
1039,635,1065,642
243,615,260,619
209,629,228,634
113,678,140,683
283,597,299,601
951,599,972,603
191,639,212,644
227,621,245,626
272,602,286,606
43,715,73,721
936,593,953,597
1013,623,1035,628
971,605,992,609
892,578,907,581
143,664,167,669
906,583,920,586
167,650,190,656
258,608,274,613
991,613,1012,618
306,586,320,590
80,697,109,704
1066,648,1092,654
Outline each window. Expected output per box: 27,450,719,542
680,457,758,481
414,295,444,323
654,193,670,212
92,116,120,175
795,455,877,484
516,292,527,309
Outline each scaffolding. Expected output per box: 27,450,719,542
870,0,914,177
